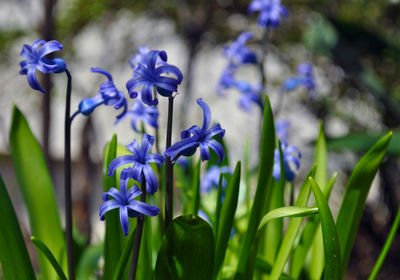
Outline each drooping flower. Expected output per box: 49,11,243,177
224,31,257,65
201,165,231,193
116,98,158,132
126,50,183,106
108,134,164,194
165,98,225,163
283,63,315,96
19,39,66,93
77,68,127,120
248,0,288,28
129,46,165,69
272,142,301,182
276,120,290,142
100,170,159,235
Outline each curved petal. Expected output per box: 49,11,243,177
207,124,225,139
272,161,281,181
128,201,159,216
38,40,63,57
126,139,139,155
91,67,113,81
119,206,130,235
199,143,211,162
143,165,158,194
129,164,144,183
146,153,165,166
164,136,198,159
27,67,45,92
127,185,142,200
107,155,136,176
99,200,121,220
207,139,225,164
155,64,183,83
197,98,211,132
141,134,155,156
102,187,123,202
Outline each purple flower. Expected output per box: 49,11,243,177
276,120,290,142
100,170,159,235
216,64,238,96
129,46,165,69
78,68,127,120
283,63,315,96
107,134,164,194
201,166,231,193
116,99,158,132
248,0,288,28
126,50,183,106
165,98,225,163
233,81,263,112
19,39,66,93
224,32,257,65
273,142,301,182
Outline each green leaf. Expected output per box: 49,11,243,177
269,166,317,280
9,106,66,279
0,175,35,280
336,132,392,276
213,161,241,278
255,257,295,280
235,95,275,279
327,132,400,155
103,134,124,279
76,243,103,280
31,236,68,280
213,173,224,239
290,172,338,278
308,178,342,280
368,203,400,280
112,230,135,280
190,158,201,215
155,215,215,280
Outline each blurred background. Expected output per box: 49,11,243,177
0,0,399,278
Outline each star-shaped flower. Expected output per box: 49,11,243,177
100,171,159,235
283,63,316,96
126,50,183,106
248,0,288,28
224,31,257,65
77,68,127,120
19,39,66,93
272,142,301,182
108,134,165,194
116,98,158,132
165,98,225,163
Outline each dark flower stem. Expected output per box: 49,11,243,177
165,96,174,230
64,69,75,280
129,177,147,279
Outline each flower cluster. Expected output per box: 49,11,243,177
283,63,316,97
248,0,288,28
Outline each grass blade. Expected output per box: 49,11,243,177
235,95,275,279
190,158,201,215
0,175,35,280
76,243,103,280
9,106,66,278
31,236,68,280
112,230,136,280
336,132,392,275
309,178,342,280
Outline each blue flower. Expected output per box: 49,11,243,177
224,31,257,65
216,64,238,96
276,120,290,142
201,165,231,193
248,0,288,28
116,99,158,132
272,142,301,182
100,170,159,235
77,68,127,120
165,98,225,163
233,81,263,112
129,46,165,69
108,134,165,195
126,50,183,106
19,39,67,93
283,63,315,96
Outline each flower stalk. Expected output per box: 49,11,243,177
165,96,174,230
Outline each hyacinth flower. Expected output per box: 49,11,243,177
76,68,127,120
200,165,231,193
224,31,258,65
276,120,290,142
233,80,263,112
283,63,316,96
100,170,159,235
19,39,67,93
248,0,288,28
272,141,301,182
130,46,165,69
165,98,225,163
116,98,159,132
108,134,164,195
216,63,238,96
126,50,183,106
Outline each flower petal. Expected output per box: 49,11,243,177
107,155,136,176
99,199,121,220
119,206,130,235
128,201,159,216
143,165,158,194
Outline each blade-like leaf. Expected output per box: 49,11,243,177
190,158,201,215
112,230,136,280
31,236,68,280
255,257,294,280
0,175,35,280
213,173,224,238
269,165,317,280
9,106,66,278
309,178,342,280
76,243,103,280
235,95,275,279
336,132,392,275
155,215,215,280
213,161,241,278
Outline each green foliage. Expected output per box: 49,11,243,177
155,215,215,280
9,106,67,279
0,175,35,280
76,243,103,280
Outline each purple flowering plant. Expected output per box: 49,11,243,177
4,2,396,280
